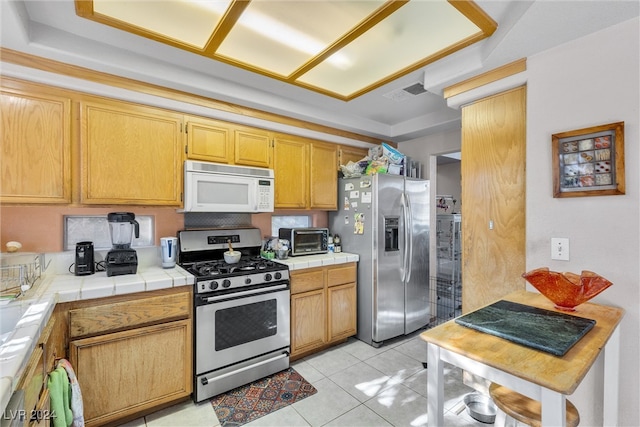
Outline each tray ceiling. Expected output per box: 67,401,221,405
76,0,496,100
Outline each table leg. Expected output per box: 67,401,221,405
540,387,566,427
427,343,444,427
603,324,621,426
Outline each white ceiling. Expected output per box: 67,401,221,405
1,1,638,143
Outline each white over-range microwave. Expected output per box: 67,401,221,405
183,160,275,213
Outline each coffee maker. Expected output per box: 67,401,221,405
74,241,95,276
105,212,139,277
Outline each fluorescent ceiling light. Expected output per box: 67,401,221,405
78,0,497,100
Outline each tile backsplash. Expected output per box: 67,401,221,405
64,215,155,251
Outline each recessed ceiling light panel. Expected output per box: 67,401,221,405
77,0,497,100
92,0,231,49
216,1,384,77
297,0,481,97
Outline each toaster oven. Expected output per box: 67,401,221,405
278,228,329,256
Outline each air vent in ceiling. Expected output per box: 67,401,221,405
383,82,427,102
403,82,428,95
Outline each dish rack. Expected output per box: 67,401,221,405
0,253,47,298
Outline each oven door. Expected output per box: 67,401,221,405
195,284,290,375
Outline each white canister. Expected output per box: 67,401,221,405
160,237,178,268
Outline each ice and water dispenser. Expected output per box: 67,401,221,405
384,217,399,252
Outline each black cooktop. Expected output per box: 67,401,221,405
182,256,285,279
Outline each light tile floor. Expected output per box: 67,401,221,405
119,331,491,427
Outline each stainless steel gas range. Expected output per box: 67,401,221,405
178,227,290,403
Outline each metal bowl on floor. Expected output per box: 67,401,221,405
464,392,497,424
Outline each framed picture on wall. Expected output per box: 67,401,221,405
552,121,625,198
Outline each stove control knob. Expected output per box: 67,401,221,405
245,278,252,285
222,279,231,288
274,272,282,280
209,281,219,290
264,273,272,281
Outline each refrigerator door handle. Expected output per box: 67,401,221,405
405,192,414,283
401,192,408,282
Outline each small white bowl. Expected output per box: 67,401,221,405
6,241,22,253
224,251,241,264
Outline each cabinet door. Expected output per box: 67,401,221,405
1,84,71,203
327,282,357,342
234,125,271,167
273,135,309,209
29,388,50,427
310,142,338,210
80,99,183,205
16,346,44,423
186,117,232,163
69,319,191,427
338,145,369,168
461,86,526,313
290,289,326,356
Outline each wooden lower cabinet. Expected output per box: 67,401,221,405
290,263,357,359
29,388,50,427
327,282,357,342
291,289,326,355
59,287,192,427
69,320,191,426
14,312,61,427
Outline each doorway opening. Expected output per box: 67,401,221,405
429,151,462,326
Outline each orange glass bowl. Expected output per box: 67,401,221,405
522,267,613,311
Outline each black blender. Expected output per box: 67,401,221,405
105,212,140,276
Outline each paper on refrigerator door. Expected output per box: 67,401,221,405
354,213,365,234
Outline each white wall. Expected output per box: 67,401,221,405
399,128,461,179
402,16,640,426
527,17,639,426
435,162,462,213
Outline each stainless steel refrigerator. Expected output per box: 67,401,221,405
329,173,430,347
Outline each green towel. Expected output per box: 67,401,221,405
48,367,73,427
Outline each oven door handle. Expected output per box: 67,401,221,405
200,351,289,385
203,283,288,303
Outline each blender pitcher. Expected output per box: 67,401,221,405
107,212,140,249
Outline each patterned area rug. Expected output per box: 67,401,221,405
211,367,317,426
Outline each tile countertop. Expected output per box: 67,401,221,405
273,252,359,270
0,249,358,415
0,257,195,418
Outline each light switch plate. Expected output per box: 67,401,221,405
551,238,570,261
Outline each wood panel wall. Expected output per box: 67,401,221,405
461,86,527,313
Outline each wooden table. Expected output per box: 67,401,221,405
420,290,624,426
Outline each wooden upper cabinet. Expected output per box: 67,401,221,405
185,117,232,164
338,145,369,170
79,98,184,205
1,82,72,203
310,142,338,210
273,134,309,209
234,125,271,168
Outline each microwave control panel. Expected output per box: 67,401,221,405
257,180,274,210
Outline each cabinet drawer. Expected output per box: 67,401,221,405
327,264,357,287
69,291,190,339
290,269,325,294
